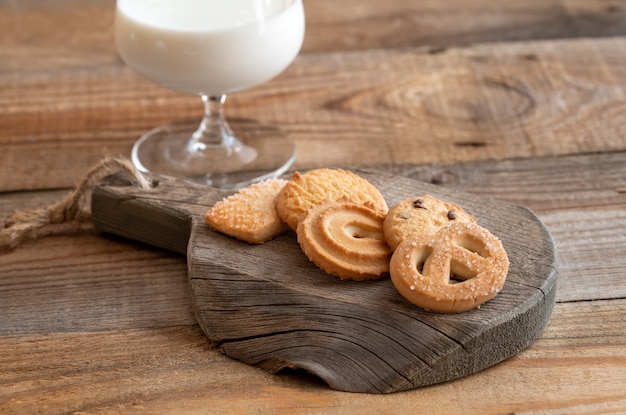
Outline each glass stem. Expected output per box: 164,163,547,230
191,94,236,150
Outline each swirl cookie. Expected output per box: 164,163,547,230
276,168,388,231
390,221,509,313
205,178,289,244
383,194,476,251
297,201,391,281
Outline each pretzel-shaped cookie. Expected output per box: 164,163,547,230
297,201,391,281
390,221,509,313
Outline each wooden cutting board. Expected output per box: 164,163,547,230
91,169,558,394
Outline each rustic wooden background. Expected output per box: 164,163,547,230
1,0,626,413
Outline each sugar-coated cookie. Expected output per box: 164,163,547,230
390,221,509,313
276,168,388,231
205,179,288,244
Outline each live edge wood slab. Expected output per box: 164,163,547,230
90,168,558,394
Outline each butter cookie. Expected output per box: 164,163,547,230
390,221,509,313
205,178,288,244
276,168,388,231
297,201,391,280
383,194,476,251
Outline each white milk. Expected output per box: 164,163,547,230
115,0,305,96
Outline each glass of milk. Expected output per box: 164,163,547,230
115,0,305,188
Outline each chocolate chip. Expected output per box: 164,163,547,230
447,210,457,220
413,198,426,209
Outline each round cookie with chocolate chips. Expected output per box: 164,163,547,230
383,194,477,251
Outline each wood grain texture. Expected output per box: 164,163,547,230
90,170,557,393
3,0,626,191
1,153,621,339
0,233,193,337
3,0,626,61
2,0,626,411
1,300,624,415
4,36,626,190
1,153,624,411
303,0,626,52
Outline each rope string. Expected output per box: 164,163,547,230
1,157,152,251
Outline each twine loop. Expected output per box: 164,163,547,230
1,157,153,251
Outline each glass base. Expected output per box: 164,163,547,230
131,118,296,189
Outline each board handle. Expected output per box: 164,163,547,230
91,174,224,255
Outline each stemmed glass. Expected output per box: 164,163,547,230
115,0,305,188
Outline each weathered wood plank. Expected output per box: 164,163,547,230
1,299,624,414
2,0,626,66
304,0,626,52
2,152,624,339
88,169,557,393
3,37,626,191
0,233,193,337
389,152,626,213
1,0,624,410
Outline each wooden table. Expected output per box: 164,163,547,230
1,0,625,413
